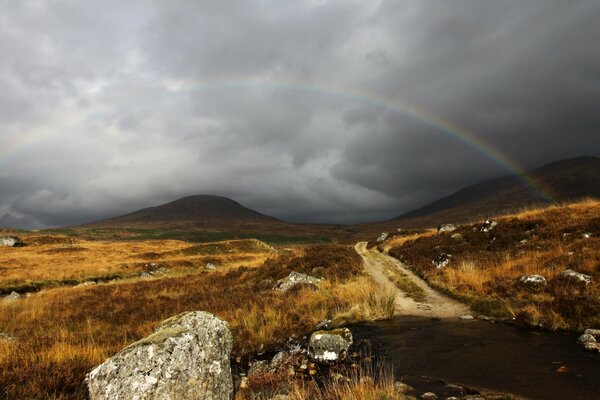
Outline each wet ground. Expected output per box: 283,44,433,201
352,317,600,400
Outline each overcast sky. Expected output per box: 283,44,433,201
1,0,599,228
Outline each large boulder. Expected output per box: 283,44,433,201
0,236,23,247
274,272,321,293
85,311,234,400
307,328,353,364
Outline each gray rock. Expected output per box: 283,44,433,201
578,333,597,345
0,236,23,247
76,281,97,287
274,272,321,293
139,271,152,278
560,269,593,285
438,224,457,233
3,291,21,303
85,311,233,400
480,220,498,232
518,275,547,286
460,314,475,320
205,263,216,270
584,328,600,337
421,392,438,400
308,328,352,364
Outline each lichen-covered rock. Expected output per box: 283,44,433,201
377,232,389,242
307,328,352,364
274,272,321,293
560,269,593,285
518,275,546,286
85,311,233,400
438,224,456,233
0,236,23,247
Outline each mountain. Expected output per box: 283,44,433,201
392,156,600,227
83,195,288,231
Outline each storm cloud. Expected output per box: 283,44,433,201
0,0,599,228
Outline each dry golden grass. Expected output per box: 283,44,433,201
0,237,275,293
389,199,600,329
0,243,393,400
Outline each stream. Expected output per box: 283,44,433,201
352,317,600,400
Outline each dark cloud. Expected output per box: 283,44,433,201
0,0,599,228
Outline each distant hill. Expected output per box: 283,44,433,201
83,195,288,231
392,156,600,227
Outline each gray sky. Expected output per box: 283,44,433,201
1,0,599,228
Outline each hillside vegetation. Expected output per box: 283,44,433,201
387,199,600,330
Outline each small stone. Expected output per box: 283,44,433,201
480,219,498,232
377,232,389,242
394,381,415,394
561,269,593,285
274,272,321,293
432,253,452,269
438,224,457,233
3,291,21,303
578,333,596,345
451,233,463,241
421,392,438,400
307,328,353,364
518,275,547,286
205,263,216,270
460,314,475,320
584,328,600,337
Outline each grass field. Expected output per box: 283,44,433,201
0,238,394,399
387,199,600,330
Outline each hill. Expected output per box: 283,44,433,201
83,195,288,231
392,156,600,227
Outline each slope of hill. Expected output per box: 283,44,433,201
393,156,600,227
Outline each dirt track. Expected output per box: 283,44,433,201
355,242,471,319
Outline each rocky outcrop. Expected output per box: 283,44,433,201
274,272,321,293
307,328,353,364
85,311,233,400
0,236,23,247
519,275,547,287
437,224,456,233
560,269,593,285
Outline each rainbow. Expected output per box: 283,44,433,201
1,77,554,202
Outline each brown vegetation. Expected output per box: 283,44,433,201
388,199,600,330
0,243,393,399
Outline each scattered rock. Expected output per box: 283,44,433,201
85,311,234,400
518,274,547,287
460,314,475,320
377,232,389,243
560,269,593,285
394,381,415,394
421,392,438,400
582,232,592,239
0,236,23,247
307,328,353,364
274,272,321,293
139,271,152,278
76,281,97,287
432,253,452,269
2,291,21,303
451,233,463,241
438,224,457,233
480,220,498,232
205,263,216,270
